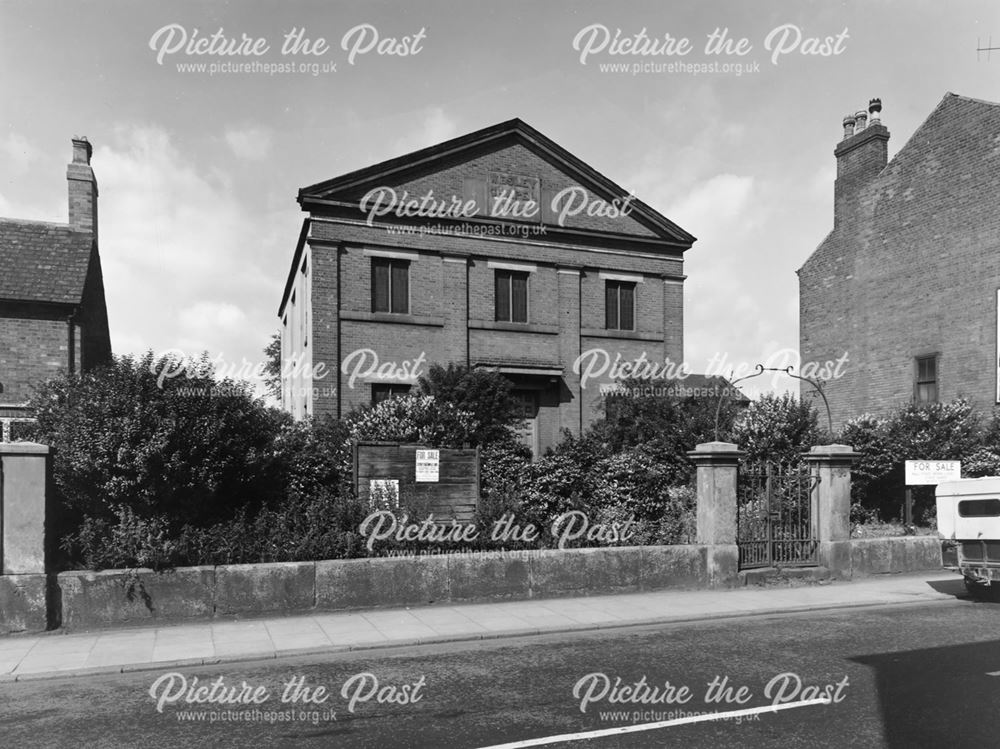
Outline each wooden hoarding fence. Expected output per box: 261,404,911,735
353,441,481,523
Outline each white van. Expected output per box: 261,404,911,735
936,477,1000,599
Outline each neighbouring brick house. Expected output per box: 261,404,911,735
278,118,695,454
0,137,112,440
799,94,1000,430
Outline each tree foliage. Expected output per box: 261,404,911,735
27,352,286,536
731,392,825,465
588,382,743,484
416,363,518,446
263,331,282,399
839,398,989,523
344,393,478,448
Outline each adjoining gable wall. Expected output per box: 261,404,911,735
800,94,1000,429
0,303,70,406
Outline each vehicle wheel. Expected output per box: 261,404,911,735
964,578,1000,601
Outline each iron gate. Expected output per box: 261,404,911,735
737,461,820,569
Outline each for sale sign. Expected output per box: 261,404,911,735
904,460,961,485
415,449,440,482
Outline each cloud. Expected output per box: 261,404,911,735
179,301,247,333
390,108,458,156
656,173,796,393
0,192,63,222
0,132,43,175
0,132,63,221
94,124,296,367
224,127,272,161
666,174,755,232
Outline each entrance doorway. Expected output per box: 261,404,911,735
512,390,539,457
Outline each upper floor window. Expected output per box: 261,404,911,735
372,258,409,314
495,269,529,323
605,280,636,331
915,355,938,404
372,383,411,405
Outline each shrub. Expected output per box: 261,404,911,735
886,398,982,460
490,430,698,549
590,385,739,485
964,447,1000,478
345,394,478,448
595,485,697,546
519,448,595,529
8,419,36,442
273,414,353,497
416,363,519,446
590,446,676,521
839,398,986,522
731,392,823,465
177,486,367,565
62,505,179,571
839,413,895,518
26,352,287,566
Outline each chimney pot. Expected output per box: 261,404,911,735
842,114,856,140
834,102,890,229
71,136,92,165
868,97,882,124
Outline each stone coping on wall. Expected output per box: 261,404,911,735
0,536,947,634
849,535,942,576
45,545,711,632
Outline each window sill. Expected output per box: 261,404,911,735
340,311,445,327
580,327,663,342
469,320,560,335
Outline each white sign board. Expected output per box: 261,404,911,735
415,449,440,482
905,460,961,486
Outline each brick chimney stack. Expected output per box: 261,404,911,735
67,136,98,239
833,99,888,228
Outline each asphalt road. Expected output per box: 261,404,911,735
2,598,1000,748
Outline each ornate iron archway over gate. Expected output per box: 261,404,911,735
738,461,820,569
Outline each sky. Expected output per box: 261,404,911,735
1,0,998,399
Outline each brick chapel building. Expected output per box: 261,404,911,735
798,94,1000,430
277,119,695,454
0,137,112,439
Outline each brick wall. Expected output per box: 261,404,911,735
292,134,691,448
310,240,339,418
353,139,657,238
800,94,1000,429
0,304,70,405
310,220,684,276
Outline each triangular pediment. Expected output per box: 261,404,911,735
299,119,694,246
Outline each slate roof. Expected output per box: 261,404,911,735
0,218,92,304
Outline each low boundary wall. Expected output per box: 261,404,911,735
0,536,948,634
849,536,942,576
0,440,953,635
4,545,710,632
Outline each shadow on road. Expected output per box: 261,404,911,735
852,636,1000,748
925,577,968,598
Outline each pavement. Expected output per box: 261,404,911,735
0,572,968,682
